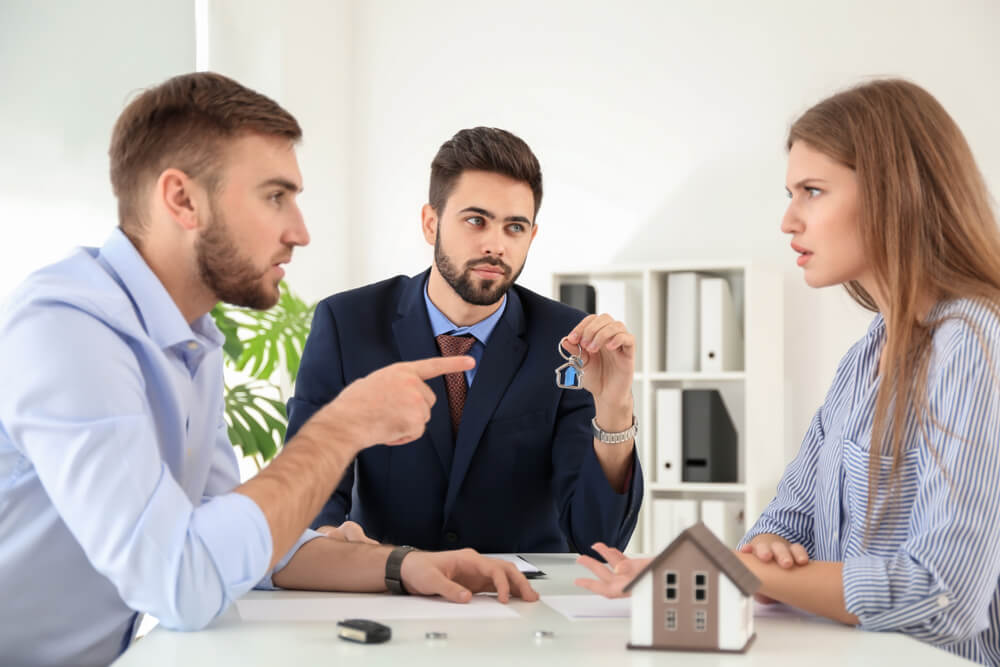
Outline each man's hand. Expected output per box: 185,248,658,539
316,521,379,545
739,533,810,569
400,549,540,604
311,355,475,452
562,314,635,430
573,542,650,598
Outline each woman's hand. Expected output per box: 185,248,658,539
739,533,810,569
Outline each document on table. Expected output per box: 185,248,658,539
236,594,520,622
483,554,545,578
542,595,631,620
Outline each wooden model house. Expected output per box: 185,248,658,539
623,521,760,653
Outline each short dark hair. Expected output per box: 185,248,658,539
429,127,543,219
109,71,302,239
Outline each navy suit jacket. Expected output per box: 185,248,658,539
286,270,643,553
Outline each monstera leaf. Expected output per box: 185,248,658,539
222,380,288,462
228,284,314,383
211,282,315,464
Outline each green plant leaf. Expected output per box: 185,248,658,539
224,283,314,383
223,380,287,462
282,336,302,384
211,304,244,361
210,282,314,463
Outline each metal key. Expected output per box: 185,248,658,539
555,341,585,389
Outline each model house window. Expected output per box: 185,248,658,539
693,571,708,603
694,610,707,632
664,571,678,601
665,608,677,630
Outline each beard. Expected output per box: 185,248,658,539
434,227,525,306
195,199,285,310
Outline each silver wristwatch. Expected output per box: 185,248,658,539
591,415,638,444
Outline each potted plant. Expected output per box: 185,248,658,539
211,282,315,469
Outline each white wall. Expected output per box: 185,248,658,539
0,1,194,300
205,0,355,304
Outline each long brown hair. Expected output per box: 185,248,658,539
787,79,1000,533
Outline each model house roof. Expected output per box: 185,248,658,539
622,521,761,596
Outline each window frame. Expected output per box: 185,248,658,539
664,570,678,602
693,570,708,604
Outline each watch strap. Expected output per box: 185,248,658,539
591,414,639,444
385,545,417,595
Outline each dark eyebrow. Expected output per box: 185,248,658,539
258,178,303,194
459,206,495,219
792,178,828,190
459,206,533,227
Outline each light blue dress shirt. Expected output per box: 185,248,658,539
0,229,319,667
423,280,507,387
742,299,1000,665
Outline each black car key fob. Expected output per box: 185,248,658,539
337,618,391,644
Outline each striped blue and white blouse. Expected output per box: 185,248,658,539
743,298,1000,665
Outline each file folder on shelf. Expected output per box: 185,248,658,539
558,283,596,314
700,499,745,548
655,388,682,485
665,272,701,372
652,498,699,552
682,389,738,483
592,279,642,333
699,276,743,372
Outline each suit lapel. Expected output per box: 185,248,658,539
392,270,455,474
443,289,528,522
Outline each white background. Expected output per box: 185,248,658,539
2,0,998,462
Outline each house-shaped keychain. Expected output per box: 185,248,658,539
623,521,760,653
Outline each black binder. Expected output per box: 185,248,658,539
558,284,596,314
682,389,738,482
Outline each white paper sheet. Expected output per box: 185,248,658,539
483,554,544,575
542,594,631,620
236,594,520,622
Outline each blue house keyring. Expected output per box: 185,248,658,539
555,341,585,389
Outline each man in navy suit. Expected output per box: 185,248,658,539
286,127,642,555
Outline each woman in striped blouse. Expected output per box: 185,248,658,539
576,79,1000,664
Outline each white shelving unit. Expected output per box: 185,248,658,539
552,262,784,554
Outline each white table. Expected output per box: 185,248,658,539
114,554,968,666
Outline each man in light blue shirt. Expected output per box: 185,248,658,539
0,72,536,667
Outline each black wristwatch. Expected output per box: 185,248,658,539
385,545,417,595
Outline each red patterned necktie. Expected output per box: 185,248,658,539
435,334,476,436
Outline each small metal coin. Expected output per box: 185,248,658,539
425,631,448,640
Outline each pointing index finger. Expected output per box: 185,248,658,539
407,355,476,380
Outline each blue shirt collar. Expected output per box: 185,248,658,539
98,228,223,353
423,278,506,345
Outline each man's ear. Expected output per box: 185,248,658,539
157,168,201,231
530,222,539,244
421,203,438,246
